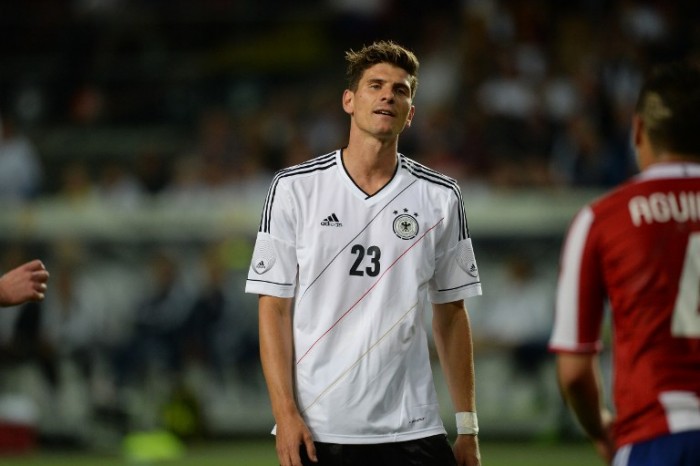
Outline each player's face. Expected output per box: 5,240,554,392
343,63,415,141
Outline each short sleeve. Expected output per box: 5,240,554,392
429,191,482,303
549,206,606,353
245,178,298,297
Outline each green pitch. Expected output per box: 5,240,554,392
0,439,601,466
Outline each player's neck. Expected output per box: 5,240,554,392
645,150,700,170
342,143,398,195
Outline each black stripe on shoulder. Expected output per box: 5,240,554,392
260,151,338,233
400,155,469,241
276,151,337,176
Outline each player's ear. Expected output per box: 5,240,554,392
631,114,644,149
632,113,655,169
342,89,354,115
405,105,415,128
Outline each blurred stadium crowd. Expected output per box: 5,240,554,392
0,0,698,451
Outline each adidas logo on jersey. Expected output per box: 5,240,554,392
321,213,342,227
252,256,275,275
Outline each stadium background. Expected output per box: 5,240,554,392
0,0,697,464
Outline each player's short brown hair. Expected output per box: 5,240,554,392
636,60,700,156
345,41,419,98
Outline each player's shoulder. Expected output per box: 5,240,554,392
588,178,637,211
399,154,462,194
270,150,339,186
589,164,696,213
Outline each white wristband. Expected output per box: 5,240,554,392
456,411,479,435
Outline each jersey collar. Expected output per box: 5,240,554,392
639,162,700,180
337,149,403,204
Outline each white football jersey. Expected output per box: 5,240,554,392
245,149,482,444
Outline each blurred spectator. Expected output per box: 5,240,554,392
0,245,57,391
474,254,554,361
257,89,300,171
0,0,690,192
472,254,555,411
549,115,622,187
40,248,105,389
413,107,470,180
302,87,346,157
541,70,582,125
476,46,543,182
328,0,390,46
0,113,43,203
159,154,206,206
195,107,244,187
8,301,58,389
69,84,106,126
182,246,229,381
412,15,464,112
477,48,539,121
94,161,145,210
113,251,193,388
134,148,172,196
55,161,98,205
619,1,667,44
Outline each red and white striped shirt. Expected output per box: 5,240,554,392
550,162,700,448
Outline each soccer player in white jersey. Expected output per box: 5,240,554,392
0,259,49,307
245,41,482,466
550,60,700,466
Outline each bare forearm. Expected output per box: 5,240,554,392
565,385,608,439
432,301,476,412
259,295,318,465
433,301,481,466
259,295,299,420
556,354,609,440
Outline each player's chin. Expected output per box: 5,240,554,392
373,125,403,139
